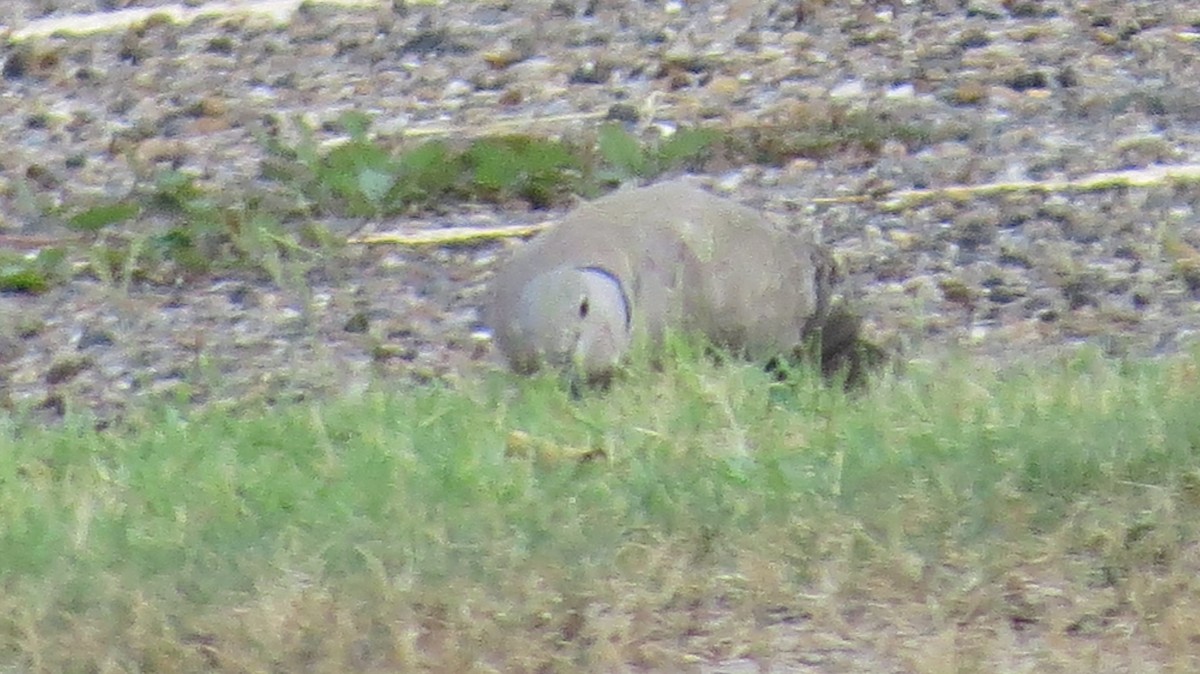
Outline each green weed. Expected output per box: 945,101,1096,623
0,248,66,294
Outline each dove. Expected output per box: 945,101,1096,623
484,179,859,382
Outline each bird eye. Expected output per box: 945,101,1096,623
578,297,589,318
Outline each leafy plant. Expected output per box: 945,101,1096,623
66,202,140,233
261,116,724,214
464,135,581,207
597,123,721,182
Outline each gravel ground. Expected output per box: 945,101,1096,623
3,0,1200,426
3,2,1200,670
5,0,177,25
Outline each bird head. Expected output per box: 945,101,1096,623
515,266,631,380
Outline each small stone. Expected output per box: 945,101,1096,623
0,334,23,364
39,393,66,417
134,138,190,165
829,79,865,100
965,0,1005,19
956,29,991,49
227,285,260,308
46,357,94,385
604,103,640,124
706,74,742,99
568,61,614,85
1056,66,1079,88
661,51,716,74
344,311,371,334
548,0,575,18
205,36,235,55
443,79,473,97
949,81,989,106
469,70,510,92
77,326,115,350
953,208,1000,251
888,230,917,250
1006,2,1045,18
2,51,28,79
185,116,232,135
1007,71,1049,92
482,44,529,70
15,319,45,339
733,31,761,51
372,344,418,362
938,278,977,309
190,96,229,118
987,285,1024,304
400,29,472,56
1061,278,1099,310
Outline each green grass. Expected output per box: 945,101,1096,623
2,345,1199,671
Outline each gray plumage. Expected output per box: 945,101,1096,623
484,179,847,380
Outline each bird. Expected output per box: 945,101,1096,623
483,179,866,383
